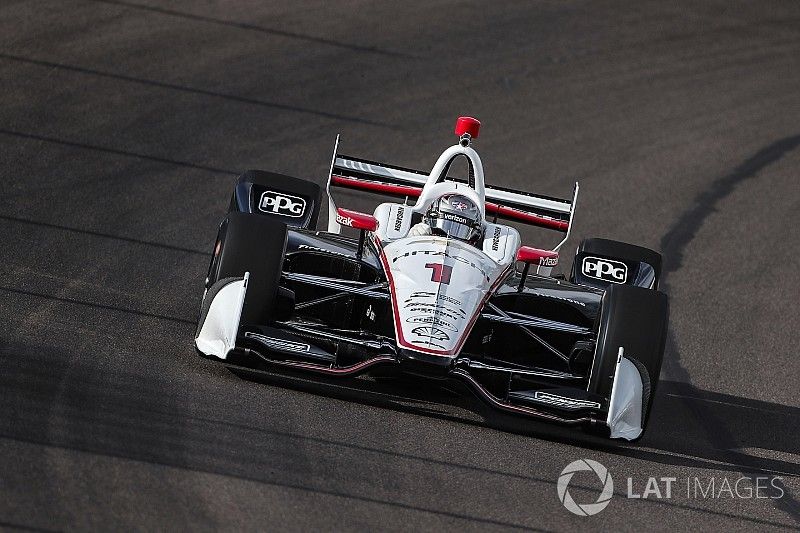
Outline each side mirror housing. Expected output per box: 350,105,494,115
336,208,378,232
516,246,559,267
516,246,559,291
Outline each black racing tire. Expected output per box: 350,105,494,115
206,212,287,325
573,237,662,289
588,283,669,437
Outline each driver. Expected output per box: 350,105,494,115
408,193,483,245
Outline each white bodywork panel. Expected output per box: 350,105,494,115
374,202,414,241
195,274,249,360
606,347,644,440
378,235,517,357
481,222,520,264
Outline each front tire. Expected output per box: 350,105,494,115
588,283,669,438
205,212,287,325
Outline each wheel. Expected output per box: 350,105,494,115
588,283,669,436
205,211,287,325
229,169,322,230
571,237,662,290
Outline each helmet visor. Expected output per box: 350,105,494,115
430,213,475,240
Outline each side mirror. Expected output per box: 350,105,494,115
516,246,559,291
516,246,559,267
336,208,378,232
336,208,378,260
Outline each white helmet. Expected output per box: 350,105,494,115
424,194,482,244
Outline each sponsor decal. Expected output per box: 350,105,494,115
491,226,501,251
394,207,404,231
405,306,463,322
441,212,469,225
245,332,310,353
532,392,600,410
403,301,466,317
410,326,450,341
405,292,461,307
297,244,349,258
437,294,462,306
403,301,435,309
413,339,447,350
582,256,628,283
259,191,306,217
405,315,457,332
539,255,558,267
406,291,436,301
535,293,586,307
336,213,354,227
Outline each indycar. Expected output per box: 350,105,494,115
195,117,669,441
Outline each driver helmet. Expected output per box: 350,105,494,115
425,194,482,243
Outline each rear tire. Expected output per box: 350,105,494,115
588,283,669,436
206,212,287,325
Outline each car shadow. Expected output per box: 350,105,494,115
229,364,800,478
4,339,797,485
2,339,797,528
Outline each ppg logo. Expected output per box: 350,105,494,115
259,191,306,218
582,256,627,283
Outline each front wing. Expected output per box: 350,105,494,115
195,274,646,440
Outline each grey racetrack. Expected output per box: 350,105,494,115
2,1,799,531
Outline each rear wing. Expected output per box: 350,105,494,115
325,137,579,250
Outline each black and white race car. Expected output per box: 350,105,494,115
195,117,668,441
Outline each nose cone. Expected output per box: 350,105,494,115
383,237,491,357
455,116,481,138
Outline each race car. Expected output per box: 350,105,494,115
195,117,669,441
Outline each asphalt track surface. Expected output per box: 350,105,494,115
2,1,800,531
